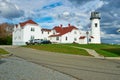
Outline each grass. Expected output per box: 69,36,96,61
0,48,9,55
24,44,90,56
64,44,120,57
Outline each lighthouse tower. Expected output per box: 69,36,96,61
90,12,101,44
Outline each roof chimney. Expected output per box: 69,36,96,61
60,24,63,28
68,24,70,27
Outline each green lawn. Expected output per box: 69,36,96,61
64,44,120,57
0,48,9,55
24,44,90,56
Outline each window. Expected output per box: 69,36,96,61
53,30,56,35
95,23,97,27
89,39,91,42
30,36,34,40
66,37,68,41
74,38,77,41
74,31,77,34
56,37,59,40
31,28,35,31
42,31,44,34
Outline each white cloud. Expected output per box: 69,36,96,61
2,0,105,29
50,0,105,29
101,31,119,40
0,0,24,19
0,0,119,43
78,0,104,13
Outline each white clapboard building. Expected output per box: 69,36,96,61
12,12,101,45
12,20,42,45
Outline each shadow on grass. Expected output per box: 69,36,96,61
101,48,120,56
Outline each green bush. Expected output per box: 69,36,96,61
0,36,12,45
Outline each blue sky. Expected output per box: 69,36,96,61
0,0,120,44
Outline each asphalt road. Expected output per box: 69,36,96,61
2,46,120,80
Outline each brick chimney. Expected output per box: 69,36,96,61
68,24,70,27
60,24,63,28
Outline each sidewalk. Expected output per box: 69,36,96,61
70,46,120,60
70,46,102,58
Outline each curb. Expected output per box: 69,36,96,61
105,57,120,60
0,54,13,59
95,56,120,60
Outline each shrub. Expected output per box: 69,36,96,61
0,36,12,45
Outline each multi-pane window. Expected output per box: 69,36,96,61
31,36,34,40
42,31,44,34
74,38,77,41
31,28,35,31
66,37,68,41
74,31,77,34
56,37,59,40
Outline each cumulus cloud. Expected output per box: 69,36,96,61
7,0,105,29
0,0,119,44
98,0,120,27
68,0,104,12
101,31,120,44
0,0,24,19
94,0,120,44
49,0,106,30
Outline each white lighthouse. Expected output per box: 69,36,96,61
90,12,101,44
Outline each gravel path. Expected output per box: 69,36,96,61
0,57,77,80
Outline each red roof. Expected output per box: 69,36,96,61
90,36,94,38
79,36,86,39
49,24,78,37
49,34,62,37
19,20,38,27
41,28,51,32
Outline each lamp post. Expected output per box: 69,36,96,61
86,31,89,44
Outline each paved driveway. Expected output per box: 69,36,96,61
1,46,120,80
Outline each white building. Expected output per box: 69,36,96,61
89,12,101,44
41,28,53,40
12,12,101,45
12,20,41,45
49,24,84,44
